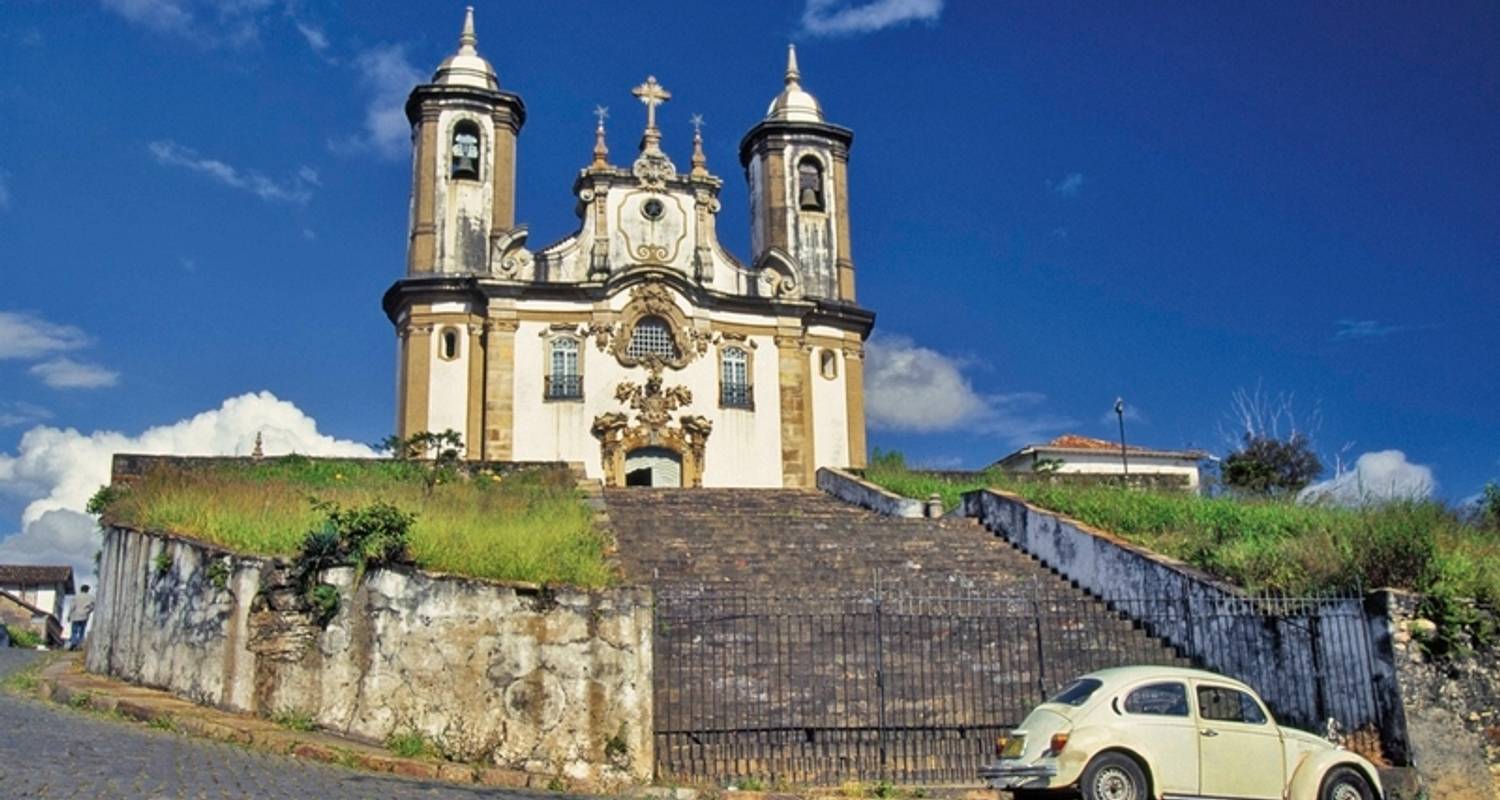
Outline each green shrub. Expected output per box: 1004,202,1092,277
307,583,340,626
270,708,316,731
386,730,432,759
5,625,42,649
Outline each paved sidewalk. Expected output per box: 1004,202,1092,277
0,649,556,799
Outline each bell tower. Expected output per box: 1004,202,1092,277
739,45,856,302
404,7,526,275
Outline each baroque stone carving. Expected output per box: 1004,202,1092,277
489,227,534,279
603,281,710,370
591,367,712,488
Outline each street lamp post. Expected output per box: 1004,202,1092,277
1114,397,1130,481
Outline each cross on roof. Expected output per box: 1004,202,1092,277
631,76,671,132
690,113,705,134
593,105,609,127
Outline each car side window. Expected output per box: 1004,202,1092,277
1197,685,1268,725
1123,682,1189,716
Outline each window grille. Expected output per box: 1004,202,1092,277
627,317,679,360
721,347,752,408
547,338,582,399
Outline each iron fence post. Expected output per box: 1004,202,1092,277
874,587,889,782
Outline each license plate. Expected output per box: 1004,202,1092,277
1001,734,1026,758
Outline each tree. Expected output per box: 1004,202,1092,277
1222,433,1323,497
1480,482,1500,530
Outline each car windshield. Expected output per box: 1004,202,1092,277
1048,678,1103,707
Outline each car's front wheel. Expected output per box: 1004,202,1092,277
1080,753,1148,800
1321,767,1374,800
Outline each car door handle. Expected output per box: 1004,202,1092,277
1200,729,1219,737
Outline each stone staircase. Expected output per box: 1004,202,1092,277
606,487,1189,784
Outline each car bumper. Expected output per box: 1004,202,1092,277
979,762,1058,790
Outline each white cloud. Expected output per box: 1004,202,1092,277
865,334,1073,445
101,0,276,47
0,311,91,360
1299,449,1436,506
1049,172,1085,197
148,140,317,204
1331,318,1433,342
0,391,375,586
28,358,120,390
801,0,944,36
332,44,423,161
0,402,52,429
294,20,329,53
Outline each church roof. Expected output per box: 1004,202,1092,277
432,7,498,91
765,44,824,123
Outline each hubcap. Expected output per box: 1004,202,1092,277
1094,766,1137,800
1331,781,1362,800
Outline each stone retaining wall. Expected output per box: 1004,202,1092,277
86,526,653,785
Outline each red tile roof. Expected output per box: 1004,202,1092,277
0,565,75,593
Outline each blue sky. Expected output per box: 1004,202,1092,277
1,1,1498,577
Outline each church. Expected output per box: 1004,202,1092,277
384,9,874,488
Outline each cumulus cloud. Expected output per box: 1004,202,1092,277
801,0,943,36
294,20,329,53
1299,450,1436,506
0,392,375,586
28,358,120,390
0,311,91,360
331,44,423,161
1049,172,1086,197
865,334,1073,445
148,140,317,204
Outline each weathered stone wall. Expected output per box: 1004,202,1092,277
816,467,924,518
961,489,1399,752
1379,590,1499,800
85,526,653,785
1,590,61,646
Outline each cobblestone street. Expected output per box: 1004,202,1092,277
0,650,545,799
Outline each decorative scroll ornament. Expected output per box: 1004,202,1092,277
489,227,534,279
759,268,799,299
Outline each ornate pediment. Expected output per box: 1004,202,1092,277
592,366,712,488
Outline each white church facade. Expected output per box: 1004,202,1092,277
385,10,873,488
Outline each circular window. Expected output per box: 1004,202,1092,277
641,198,665,220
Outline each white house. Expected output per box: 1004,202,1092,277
992,434,1208,491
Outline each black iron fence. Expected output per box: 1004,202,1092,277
652,586,1383,786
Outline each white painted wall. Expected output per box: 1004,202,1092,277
809,347,849,471
0,583,63,619
426,324,470,438
432,109,496,274
1004,452,1201,490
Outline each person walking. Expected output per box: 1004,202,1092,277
68,585,95,650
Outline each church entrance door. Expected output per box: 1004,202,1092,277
623,447,682,487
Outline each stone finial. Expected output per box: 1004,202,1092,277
591,105,610,168
251,432,264,460
690,114,708,177
785,43,801,87
458,6,478,54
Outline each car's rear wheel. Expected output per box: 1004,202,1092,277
1080,753,1148,800
1321,767,1373,800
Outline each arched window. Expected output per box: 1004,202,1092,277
546,337,582,400
626,316,679,360
798,157,825,211
451,120,482,180
820,348,839,380
438,327,461,361
720,346,751,408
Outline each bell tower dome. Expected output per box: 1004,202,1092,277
739,45,856,302
404,7,526,275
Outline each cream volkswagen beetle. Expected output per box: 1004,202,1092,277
981,666,1382,800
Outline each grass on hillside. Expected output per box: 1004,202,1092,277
96,457,613,588
865,458,1500,606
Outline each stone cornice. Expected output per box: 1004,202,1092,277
381,272,875,335
405,83,527,131
738,119,854,168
